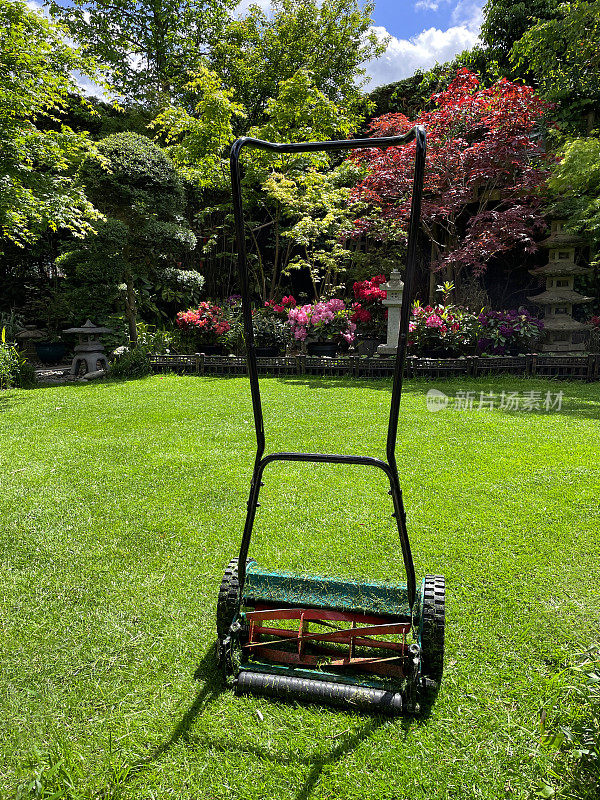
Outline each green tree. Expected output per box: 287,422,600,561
480,0,560,68
0,0,102,247
57,133,198,342
159,67,363,301
209,0,384,130
264,159,368,299
511,0,600,131
47,0,236,108
549,136,600,264
151,65,245,187
242,69,361,300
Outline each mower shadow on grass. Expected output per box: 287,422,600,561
180,687,435,800
97,646,225,793
100,649,439,798
181,661,439,800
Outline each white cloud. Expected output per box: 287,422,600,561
363,4,482,90
451,0,483,28
414,0,444,11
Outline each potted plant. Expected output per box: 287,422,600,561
408,301,481,357
476,308,544,355
175,302,231,354
351,275,388,356
252,308,289,356
287,298,356,356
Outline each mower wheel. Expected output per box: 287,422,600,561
216,557,255,642
420,574,445,688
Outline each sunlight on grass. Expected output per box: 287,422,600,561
1,375,599,799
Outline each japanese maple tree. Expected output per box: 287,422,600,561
351,69,551,291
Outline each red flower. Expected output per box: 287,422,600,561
353,276,387,303
351,302,372,324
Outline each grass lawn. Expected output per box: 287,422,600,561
1,374,599,799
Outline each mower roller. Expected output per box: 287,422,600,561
217,125,445,714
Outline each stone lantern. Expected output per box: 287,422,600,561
16,326,44,361
377,269,404,355
528,220,592,352
63,319,113,376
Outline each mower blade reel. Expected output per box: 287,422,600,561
236,671,403,714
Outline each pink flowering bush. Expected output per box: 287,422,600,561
176,302,231,347
408,302,480,356
288,298,356,344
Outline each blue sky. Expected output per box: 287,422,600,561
364,0,483,88
372,0,459,40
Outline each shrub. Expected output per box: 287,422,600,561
0,330,36,389
109,346,152,379
252,308,289,350
477,308,544,355
0,310,25,342
408,303,480,357
175,302,231,349
136,321,174,355
287,298,356,344
351,275,387,339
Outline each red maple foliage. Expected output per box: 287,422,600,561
351,69,552,277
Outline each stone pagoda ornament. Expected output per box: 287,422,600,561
63,319,113,377
377,269,405,355
528,220,593,352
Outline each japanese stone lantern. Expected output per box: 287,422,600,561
528,220,592,352
63,319,113,376
377,269,404,355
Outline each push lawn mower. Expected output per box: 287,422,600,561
217,125,445,714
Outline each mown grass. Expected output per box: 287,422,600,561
0,374,599,799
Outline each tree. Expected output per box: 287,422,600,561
47,0,236,108
260,160,364,300
57,133,198,342
241,69,361,300
209,0,384,130
0,0,102,248
159,67,363,301
549,136,600,266
352,70,550,298
511,0,600,132
480,0,560,69
151,65,245,187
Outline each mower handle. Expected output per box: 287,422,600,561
230,126,426,610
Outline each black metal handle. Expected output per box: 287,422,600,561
230,126,426,609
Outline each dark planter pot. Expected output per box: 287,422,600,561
356,337,382,357
307,341,337,357
35,342,67,365
255,345,281,357
198,344,224,355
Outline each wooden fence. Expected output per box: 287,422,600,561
150,352,600,381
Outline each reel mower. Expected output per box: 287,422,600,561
217,126,445,714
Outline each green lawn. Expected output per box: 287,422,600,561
1,374,599,799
